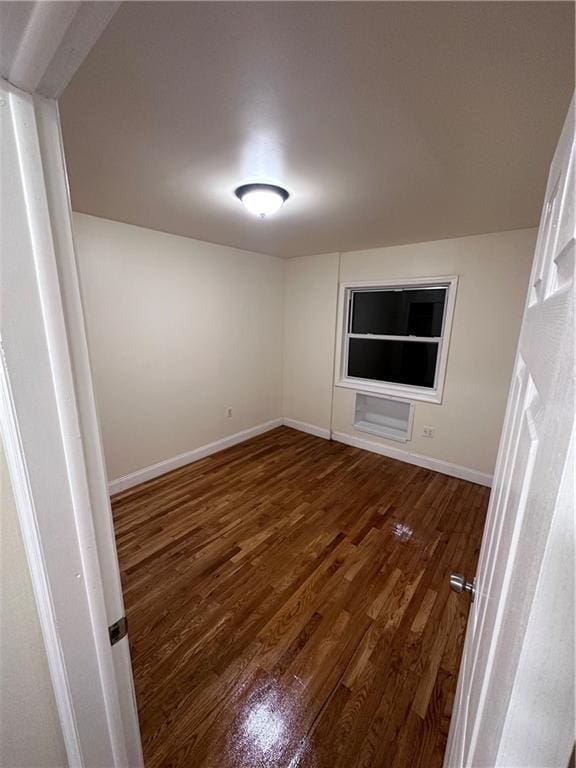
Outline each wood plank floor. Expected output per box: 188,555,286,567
112,426,488,768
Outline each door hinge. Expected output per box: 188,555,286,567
108,616,128,646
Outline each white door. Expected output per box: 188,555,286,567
445,95,575,767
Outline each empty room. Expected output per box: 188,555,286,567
1,2,574,768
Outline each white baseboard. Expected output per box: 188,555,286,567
109,418,283,494
331,430,493,487
109,417,491,494
282,417,331,440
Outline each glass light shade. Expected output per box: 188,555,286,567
235,183,289,218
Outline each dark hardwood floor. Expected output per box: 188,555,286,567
112,426,488,768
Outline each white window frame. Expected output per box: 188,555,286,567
335,275,458,404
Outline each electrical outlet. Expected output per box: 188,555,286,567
422,425,435,438
227,407,232,418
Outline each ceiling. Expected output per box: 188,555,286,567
60,2,574,258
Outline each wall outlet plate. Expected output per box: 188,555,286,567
422,425,435,438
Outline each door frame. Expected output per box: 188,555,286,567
1,3,142,766
3,5,571,767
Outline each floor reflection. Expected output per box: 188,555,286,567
391,521,415,542
243,699,286,753
206,671,313,768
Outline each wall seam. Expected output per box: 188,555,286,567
328,251,342,437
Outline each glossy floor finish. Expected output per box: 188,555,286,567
112,427,489,768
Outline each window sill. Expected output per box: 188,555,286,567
353,419,410,443
336,377,443,404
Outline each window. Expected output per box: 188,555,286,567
336,276,458,403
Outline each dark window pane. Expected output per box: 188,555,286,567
347,338,439,388
351,289,446,337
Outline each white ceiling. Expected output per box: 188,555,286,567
60,2,574,258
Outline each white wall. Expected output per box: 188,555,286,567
283,229,537,480
0,438,67,768
73,213,284,484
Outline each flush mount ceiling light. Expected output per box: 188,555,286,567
234,183,289,219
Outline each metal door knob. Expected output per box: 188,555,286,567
450,573,476,600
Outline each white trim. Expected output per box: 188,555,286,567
2,1,120,98
1,6,134,765
282,418,332,440
0,353,82,764
331,430,492,487
348,333,442,342
336,377,445,403
109,419,283,494
334,275,458,404
3,79,130,767
36,96,143,765
340,279,456,288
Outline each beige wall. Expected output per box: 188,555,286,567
0,439,67,768
283,228,536,478
76,215,534,484
74,213,284,482
282,253,340,432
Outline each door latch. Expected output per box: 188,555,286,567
108,616,128,646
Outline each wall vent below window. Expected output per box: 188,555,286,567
353,393,413,443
